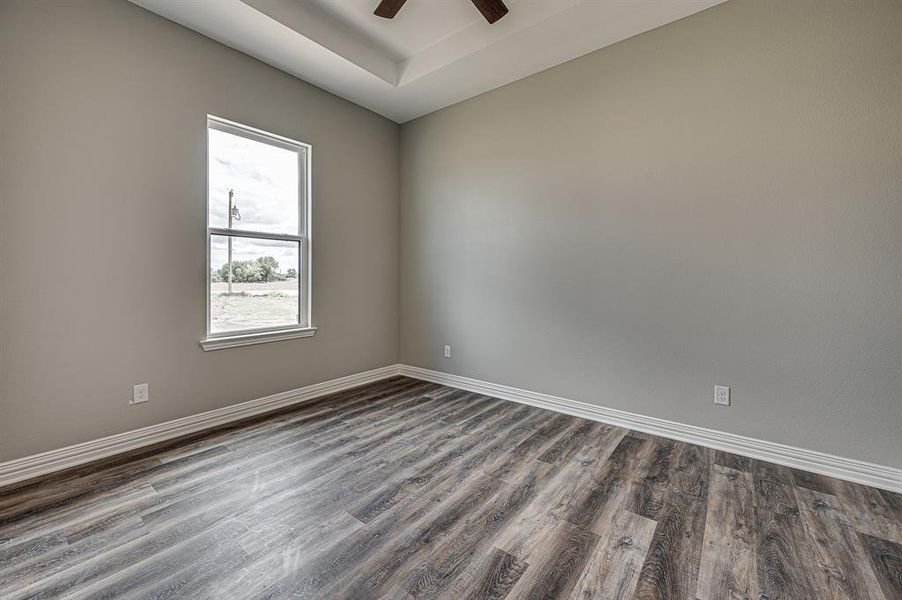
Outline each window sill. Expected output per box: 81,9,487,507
200,327,317,351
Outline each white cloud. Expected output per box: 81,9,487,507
208,128,299,235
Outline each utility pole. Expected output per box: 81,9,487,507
227,189,240,294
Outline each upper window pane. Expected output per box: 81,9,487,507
208,127,300,235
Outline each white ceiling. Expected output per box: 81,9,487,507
130,0,726,123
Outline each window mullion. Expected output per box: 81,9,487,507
208,227,302,243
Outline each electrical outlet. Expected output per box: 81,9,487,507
714,385,730,406
131,383,149,405
443,345,452,358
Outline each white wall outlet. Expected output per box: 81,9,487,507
444,345,452,358
714,385,730,406
131,383,149,405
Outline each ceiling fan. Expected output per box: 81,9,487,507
374,0,509,24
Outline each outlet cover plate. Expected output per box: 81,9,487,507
714,385,730,406
131,383,149,405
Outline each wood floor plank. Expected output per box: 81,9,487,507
751,459,799,516
755,502,818,599
381,585,416,600
839,481,902,545
794,486,886,600
77,520,250,600
490,430,627,557
437,546,528,600
290,475,507,598
633,485,708,600
482,413,579,482
0,513,150,596
504,517,599,599
348,409,550,528
713,450,752,473
537,420,613,466
440,394,502,425
346,443,475,525
670,442,711,502
696,465,757,600
11,517,248,600
569,509,657,599
879,489,902,520
201,511,366,599
789,466,837,495
858,533,902,600
0,377,896,600
563,433,652,534
401,461,557,598
268,419,523,597
0,482,159,552
625,437,679,521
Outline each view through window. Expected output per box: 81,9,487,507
206,117,309,337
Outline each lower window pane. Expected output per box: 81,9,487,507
210,235,301,334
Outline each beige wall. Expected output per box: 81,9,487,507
2,0,900,470
0,0,400,460
400,0,902,467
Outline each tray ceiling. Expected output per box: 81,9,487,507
130,0,726,123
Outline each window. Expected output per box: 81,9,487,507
201,116,313,350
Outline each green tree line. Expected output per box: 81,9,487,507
211,256,297,283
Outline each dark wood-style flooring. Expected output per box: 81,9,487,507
1,376,900,599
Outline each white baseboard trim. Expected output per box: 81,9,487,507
0,364,403,489
398,364,902,493
3,362,898,493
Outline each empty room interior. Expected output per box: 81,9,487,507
1,0,901,598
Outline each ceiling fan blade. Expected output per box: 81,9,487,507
374,0,408,19
470,0,508,24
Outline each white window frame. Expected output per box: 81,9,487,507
200,115,315,351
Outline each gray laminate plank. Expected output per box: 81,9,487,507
713,450,753,473
858,533,902,600
789,466,837,495
633,485,708,600
504,517,599,599
537,420,614,466
289,475,507,599
626,437,679,521
401,461,558,598
569,509,657,600
751,459,799,516
347,404,539,524
201,511,366,599
482,413,579,482
696,465,757,600
753,512,817,600
437,546,528,600
840,481,902,545
0,514,149,596
565,433,653,534
794,486,886,600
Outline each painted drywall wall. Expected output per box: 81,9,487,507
400,0,902,467
0,0,400,460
